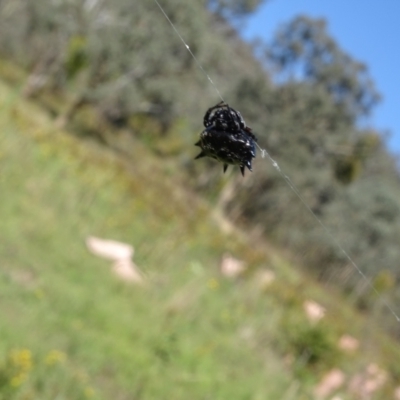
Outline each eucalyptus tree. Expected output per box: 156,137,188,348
207,0,267,19
223,16,400,304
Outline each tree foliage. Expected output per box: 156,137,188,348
207,0,267,19
0,0,268,131
267,16,380,119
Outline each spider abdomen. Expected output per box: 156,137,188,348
195,102,257,176
195,130,255,172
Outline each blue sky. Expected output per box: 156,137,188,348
241,0,400,154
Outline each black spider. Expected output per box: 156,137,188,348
194,101,257,176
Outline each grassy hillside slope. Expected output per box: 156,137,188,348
1,78,400,399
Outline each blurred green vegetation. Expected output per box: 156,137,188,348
1,75,400,399
1,0,400,398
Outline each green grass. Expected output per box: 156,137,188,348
0,78,400,399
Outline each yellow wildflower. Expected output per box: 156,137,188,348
10,372,27,387
9,349,33,372
84,386,95,398
207,278,219,290
45,350,67,366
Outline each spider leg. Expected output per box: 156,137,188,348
223,164,228,173
239,160,254,176
246,160,253,171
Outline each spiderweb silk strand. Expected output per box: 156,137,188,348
153,0,224,102
262,150,400,322
153,0,400,323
